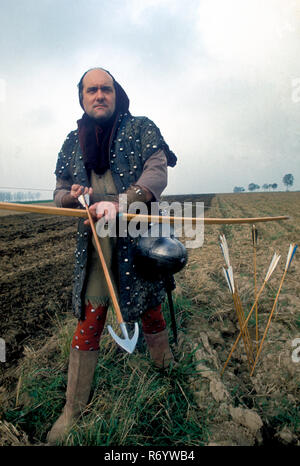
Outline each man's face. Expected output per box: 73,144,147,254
81,69,116,123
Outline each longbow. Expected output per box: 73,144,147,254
0,201,289,225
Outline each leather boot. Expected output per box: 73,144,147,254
46,347,99,445
144,329,174,368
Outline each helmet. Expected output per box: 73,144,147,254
134,223,188,278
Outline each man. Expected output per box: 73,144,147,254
47,68,177,444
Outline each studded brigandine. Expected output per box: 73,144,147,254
54,112,177,321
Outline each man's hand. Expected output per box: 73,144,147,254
70,184,93,200
61,184,93,208
84,201,119,226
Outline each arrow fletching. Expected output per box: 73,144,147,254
78,194,85,208
78,192,90,208
220,234,231,268
265,252,281,282
84,193,90,206
228,266,235,293
285,243,298,271
251,225,258,246
223,266,235,294
223,267,233,294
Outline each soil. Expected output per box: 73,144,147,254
0,211,78,370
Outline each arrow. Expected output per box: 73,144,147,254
77,194,139,354
221,251,281,376
250,243,298,376
220,236,254,369
252,225,259,353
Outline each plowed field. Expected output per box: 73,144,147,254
0,192,299,446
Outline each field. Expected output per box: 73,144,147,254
0,192,299,446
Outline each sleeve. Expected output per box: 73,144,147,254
53,178,73,207
136,149,168,200
139,117,177,168
53,130,78,207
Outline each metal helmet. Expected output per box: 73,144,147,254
134,223,188,278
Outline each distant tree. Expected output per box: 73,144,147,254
248,183,260,192
2,192,12,201
15,192,23,201
262,183,269,191
233,186,245,193
282,173,294,191
271,183,278,191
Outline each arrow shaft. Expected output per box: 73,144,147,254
250,269,287,376
84,202,124,325
221,281,267,376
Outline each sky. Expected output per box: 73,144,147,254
0,0,299,197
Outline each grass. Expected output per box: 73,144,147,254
4,367,66,441
3,295,210,446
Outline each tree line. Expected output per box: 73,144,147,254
0,191,41,202
233,173,294,193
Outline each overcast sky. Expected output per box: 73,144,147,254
0,0,299,196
